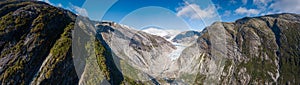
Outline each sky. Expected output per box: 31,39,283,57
38,0,300,31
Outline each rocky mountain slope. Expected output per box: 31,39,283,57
178,13,300,84
95,21,179,80
93,13,300,85
171,30,201,45
0,1,300,85
0,1,79,84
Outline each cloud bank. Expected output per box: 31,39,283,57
270,0,300,14
176,2,217,20
70,3,89,17
235,7,260,16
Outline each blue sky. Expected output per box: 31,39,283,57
39,0,300,31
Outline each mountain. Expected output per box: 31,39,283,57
0,1,78,84
92,13,300,84
0,1,300,85
171,30,201,45
178,13,300,84
141,27,181,40
95,21,178,79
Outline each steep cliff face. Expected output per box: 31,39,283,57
0,1,170,84
1,1,300,85
94,13,300,85
178,13,300,84
0,1,78,84
95,22,178,79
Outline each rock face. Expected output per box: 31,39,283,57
178,13,300,84
171,30,201,45
93,13,300,85
0,1,300,85
0,1,78,84
96,22,178,79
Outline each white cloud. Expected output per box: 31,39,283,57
235,7,260,16
176,2,217,20
38,0,63,8
270,0,300,13
70,3,89,17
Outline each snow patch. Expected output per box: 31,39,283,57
141,27,181,40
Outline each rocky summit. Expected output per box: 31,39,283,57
0,1,300,85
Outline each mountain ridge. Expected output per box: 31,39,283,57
0,1,300,85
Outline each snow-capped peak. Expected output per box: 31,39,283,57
141,27,181,41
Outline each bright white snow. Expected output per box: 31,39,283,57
141,27,181,40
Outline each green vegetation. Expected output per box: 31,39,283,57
237,57,274,83
121,76,141,85
0,1,76,84
50,23,73,57
0,12,14,31
220,59,233,83
1,1,300,85
94,35,149,84
94,39,111,81
230,19,280,84
31,22,44,33
120,60,140,79
41,22,74,80
193,73,206,85
277,21,300,84
237,33,275,83
119,60,142,84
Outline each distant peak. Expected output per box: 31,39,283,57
140,26,165,30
